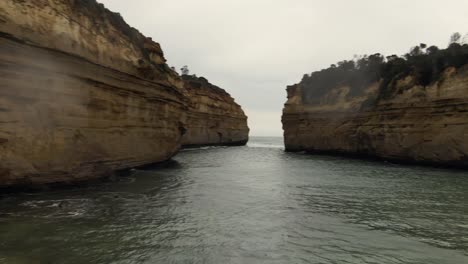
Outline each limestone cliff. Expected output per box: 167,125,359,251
283,51,468,167
0,0,188,188
181,75,249,147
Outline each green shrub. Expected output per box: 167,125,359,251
300,34,468,105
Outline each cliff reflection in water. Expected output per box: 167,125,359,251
0,137,467,264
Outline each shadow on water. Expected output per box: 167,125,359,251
136,159,183,171
0,159,184,200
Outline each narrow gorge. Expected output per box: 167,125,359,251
283,44,468,168
0,0,248,188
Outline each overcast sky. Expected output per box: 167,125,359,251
98,0,467,136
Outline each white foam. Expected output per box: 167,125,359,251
247,143,284,149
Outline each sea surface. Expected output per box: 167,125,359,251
0,137,467,264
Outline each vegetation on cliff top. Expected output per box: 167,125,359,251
172,65,231,96
181,74,230,96
300,33,468,104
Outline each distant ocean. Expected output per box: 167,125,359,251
247,136,284,149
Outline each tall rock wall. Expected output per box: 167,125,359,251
0,0,250,188
181,76,249,147
282,66,468,167
0,0,189,187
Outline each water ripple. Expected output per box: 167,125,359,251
0,137,467,263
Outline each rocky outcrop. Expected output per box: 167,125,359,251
0,0,250,188
0,0,185,188
282,65,468,168
181,76,249,147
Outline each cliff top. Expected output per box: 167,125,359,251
75,0,164,58
182,75,231,97
296,35,468,105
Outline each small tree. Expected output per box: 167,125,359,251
408,46,422,56
386,55,399,62
449,32,462,45
426,45,439,55
180,65,190,75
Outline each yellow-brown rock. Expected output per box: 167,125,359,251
181,76,249,147
282,66,468,167
0,0,251,188
0,0,189,187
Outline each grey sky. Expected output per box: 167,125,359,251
98,0,468,136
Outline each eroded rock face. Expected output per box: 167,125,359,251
181,76,249,147
282,66,468,167
0,0,188,187
0,0,250,188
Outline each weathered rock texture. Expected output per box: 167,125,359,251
181,76,249,147
283,66,468,167
0,0,248,188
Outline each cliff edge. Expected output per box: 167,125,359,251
283,42,468,168
0,0,248,188
0,0,189,187
182,75,249,147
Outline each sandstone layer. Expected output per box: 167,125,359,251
283,66,468,167
0,0,181,188
181,76,249,147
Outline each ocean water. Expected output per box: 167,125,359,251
0,137,467,264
